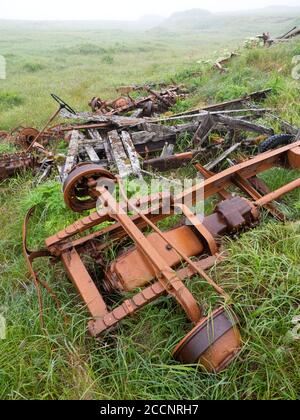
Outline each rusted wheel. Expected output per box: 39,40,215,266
89,97,102,112
63,163,116,213
173,307,241,373
0,131,8,140
17,127,39,147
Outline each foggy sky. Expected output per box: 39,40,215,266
1,0,299,21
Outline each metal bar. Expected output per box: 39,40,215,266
205,143,241,171
46,142,300,251
151,108,271,123
98,186,202,324
177,141,300,205
255,178,300,207
89,256,221,337
61,248,108,319
26,107,61,152
232,173,285,221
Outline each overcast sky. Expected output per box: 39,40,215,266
1,0,299,21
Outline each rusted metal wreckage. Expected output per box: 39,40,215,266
259,26,300,47
0,152,37,181
0,95,77,182
23,141,300,373
1,88,298,183
58,88,282,182
89,85,188,117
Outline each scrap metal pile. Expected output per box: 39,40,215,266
49,88,299,188
2,88,286,183
24,140,300,372
89,84,188,117
2,83,300,373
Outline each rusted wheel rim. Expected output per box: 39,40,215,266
90,97,101,112
63,163,116,213
173,307,242,373
17,127,40,147
0,131,8,140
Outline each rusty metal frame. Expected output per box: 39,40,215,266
23,142,300,371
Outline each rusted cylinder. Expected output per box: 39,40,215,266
173,307,241,373
255,177,300,207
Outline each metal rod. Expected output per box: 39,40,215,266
117,178,229,300
26,107,62,152
151,108,271,123
255,178,300,207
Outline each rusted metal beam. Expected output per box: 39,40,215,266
0,152,37,181
23,142,300,374
61,248,108,319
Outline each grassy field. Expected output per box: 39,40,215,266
1,20,300,400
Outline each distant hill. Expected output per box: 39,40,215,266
260,5,300,15
162,9,213,29
0,7,299,39
157,7,300,38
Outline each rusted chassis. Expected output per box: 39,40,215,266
23,143,300,372
0,153,37,181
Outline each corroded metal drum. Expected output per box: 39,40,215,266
173,307,242,373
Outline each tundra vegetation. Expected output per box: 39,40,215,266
0,9,300,399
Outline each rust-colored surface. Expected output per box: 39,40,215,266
89,85,186,117
23,142,300,373
107,226,205,292
63,164,115,212
0,152,37,181
288,146,300,169
0,131,9,140
173,307,242,373
61,248,108,319
17,127,40,147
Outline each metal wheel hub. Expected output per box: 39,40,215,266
63,163,116,212
173,307,241,373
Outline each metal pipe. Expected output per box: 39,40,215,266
26,107,62,152
255,178,300,207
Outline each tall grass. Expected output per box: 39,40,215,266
0,26,300,400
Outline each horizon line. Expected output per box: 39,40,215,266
0,5,299,23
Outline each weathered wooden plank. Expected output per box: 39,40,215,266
121,131,142,179
193,113,216,147
215,114,274,135
84,146,101,163
156,89,272,119
62,130,82,182
60,109,145,128
88,129,103,142
205,143,242,171
160,143,175,158
108,130,132,178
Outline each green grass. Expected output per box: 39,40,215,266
0,23,300,400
